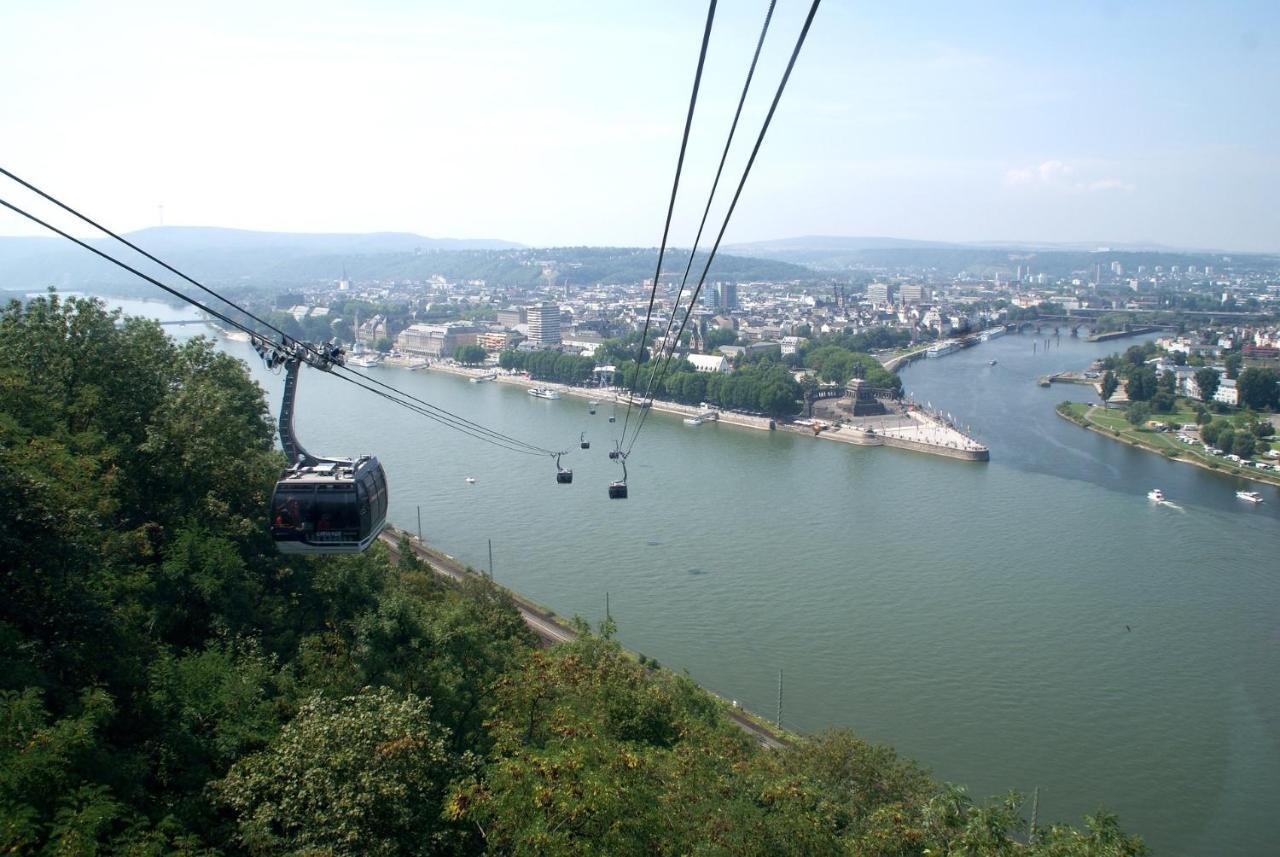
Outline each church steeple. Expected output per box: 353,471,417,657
690,319,705,353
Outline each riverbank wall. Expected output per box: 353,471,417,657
880,434,990,461
782,425,883,446
881,346,930,373
413,361,985,461
1039,371,1099,388
414,362,777,432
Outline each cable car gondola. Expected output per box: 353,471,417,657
608,458,628,499
555,453,573,484
262,340,388,554
580,432,590,450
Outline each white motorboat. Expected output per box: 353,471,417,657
528,387,561,400
1236,490,1263,503
1147,489,1165,502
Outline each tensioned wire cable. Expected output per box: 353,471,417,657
626,0,823,457
628,0,777,444
0,167,555,455
619,0,718,451
0,196,550,456
0,194,556,457
0,171,557,457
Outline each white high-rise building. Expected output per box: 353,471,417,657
899,284,926,304
866,283,894,305
527,303,561,347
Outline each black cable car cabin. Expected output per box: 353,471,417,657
264,342,389,554
608,458,628,499
555,453,573,484
271,457,388,554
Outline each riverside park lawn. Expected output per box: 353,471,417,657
1058,400,1280,485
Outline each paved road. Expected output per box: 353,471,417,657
377,528,786,749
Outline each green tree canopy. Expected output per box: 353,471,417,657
219,688,468,856
705,327,738,351
1201,419,1223,446
1126,401,1152,426
1237,368,1280,411
1100,371,1119,403
1125,366,1158,402
453,343,487,365
1231,431,1256,459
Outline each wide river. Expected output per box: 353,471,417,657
108,296,1278,855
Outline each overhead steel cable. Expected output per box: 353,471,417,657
626,0,822,457
0,166,288,340
2,170,558,463
618,0,718,450
335,366,555,456
329,376,552,457
0,171,557,457
0,194,557,457
0,197,277,341
628,0,777,443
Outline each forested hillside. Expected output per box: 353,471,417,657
0,232,812,293
1,294,1147,854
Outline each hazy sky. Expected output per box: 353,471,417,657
2,0,1278,251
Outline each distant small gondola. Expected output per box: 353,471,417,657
580,432,590,450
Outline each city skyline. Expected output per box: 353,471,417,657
2,1,1278,252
